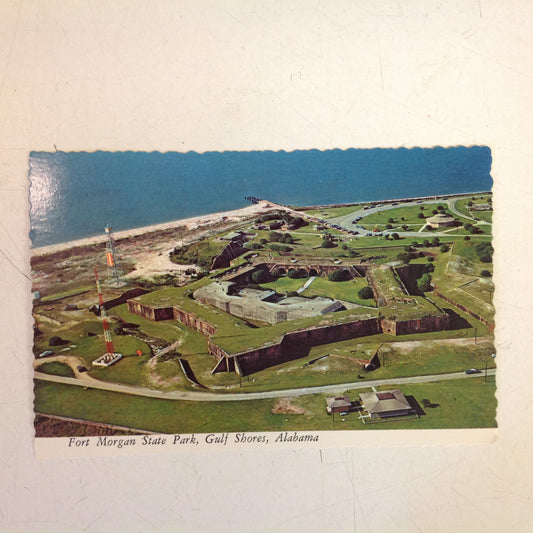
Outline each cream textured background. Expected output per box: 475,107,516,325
1,1,532,531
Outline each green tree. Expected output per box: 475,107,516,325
440,243,449,253
358,286,373,299
397,252,411,264
431,237,440,246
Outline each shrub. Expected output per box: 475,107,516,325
320,239,335,248
328,269,351,282
358,286,374,300
481,270,492,277
397,252,411,264
464,236,471,241
390,233,400,240
475,242,494,263
431,237,440,246
417,273,432,292
251,269,271,284
270,243,292,252
287,269,298,279
49,336,69,347
440,244,450,253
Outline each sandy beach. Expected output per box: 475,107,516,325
31,201,276,257
30,200,280,294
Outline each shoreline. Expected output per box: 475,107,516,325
293,190,492,211
31,201,276,256
31,190,492,256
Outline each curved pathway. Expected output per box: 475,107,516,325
327,197,491,238
34,368,496,402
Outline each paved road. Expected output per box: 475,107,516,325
34,368,496,402
327,197,490,239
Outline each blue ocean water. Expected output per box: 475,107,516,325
29,147,492,247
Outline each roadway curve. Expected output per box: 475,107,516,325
326,197,490,239
34,368,496,402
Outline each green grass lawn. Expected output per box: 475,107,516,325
301,277,375,306
34,377,496,433
454,196,493,221
260,277,308,294
35,361,75,378
304,206,363,218
430,240,495,321
357,203,443,226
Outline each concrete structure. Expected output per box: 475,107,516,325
193,281,346,325
92,352,123,367
426,213,455,228
359,389,415,419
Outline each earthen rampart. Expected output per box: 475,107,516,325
128,291,451,376
173,307,217,336
434,290,492,326
126,300,174,321
381,314,450,336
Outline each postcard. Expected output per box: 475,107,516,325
30,147,496,457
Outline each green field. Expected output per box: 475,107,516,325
430,240,495,321
304,205,363,218
35,361,75,377
34,377,496,433
301,277,375,306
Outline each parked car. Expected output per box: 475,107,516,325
38,350,53,358
77,365,88,373
465,368,481,375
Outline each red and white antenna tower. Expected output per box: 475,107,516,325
95,266,115,354
104,225,124,286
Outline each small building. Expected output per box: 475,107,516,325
426,213,455,228
326,396,353,415
359,389,415,419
